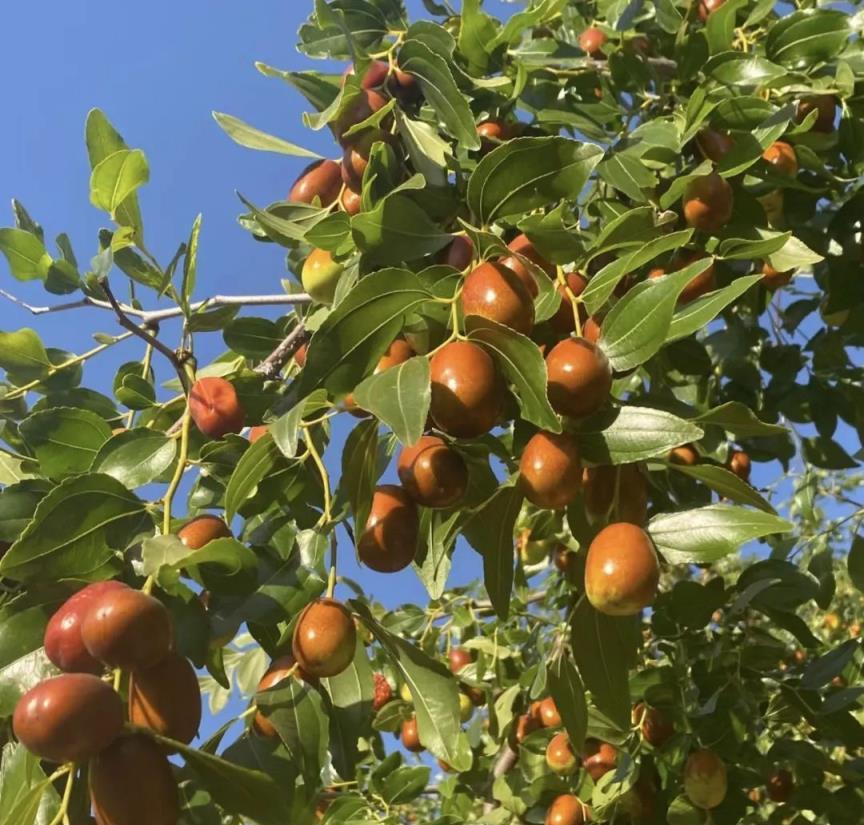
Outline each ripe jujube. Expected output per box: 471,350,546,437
253,655,315,737
357,484,419,573
345,339,414,413
767,768,794,802
696,129,733,163
461,261,535,335
178,514,231,550
499,234,554,297
796,95,836,133
698,0,726,20
402,715,423,752
289,159,342,206
546,732,578,775
476,119,509,152
762,262,793,290
579,26,608,57
684,748,727,809
545,794,589,825
582,738,617,781
650,250,717,304
334,89,388,143
519,430,582,509
585,523,660,616
682,172,733,233
448,647,473,674
342,60,389,90
13,674,124,763
545,338,612,419
397,435,468,509
763,141,798,177
538,697,561,728
340,185,362,216
549,272,589,334
583,464,648,525
292,598,357,678
728,449,752,482
632,703,674,747
189,377,245,439
438,235,474,270
248,425,268,443
372,672,393,712
669,443,699,465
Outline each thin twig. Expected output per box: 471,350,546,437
254,322,308,379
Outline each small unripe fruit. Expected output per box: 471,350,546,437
583,464,648,525
289,159,342,206
796,96,836,133
437,236,474,270
518,532,550,566
545,338,612,419
448,647,473,674
763,141,798,177
292,598,356,679
400,682,413,703
767,768,794,802
178,514,232,550
253,655,315,737
302,248,344,306
546,732,578,775
682,173,733,233
632,703,674,747
13,674,124,763
684,748,727,809
538,697,562,728
669,443,699,465
372,672,393,712
402,716,423,752
459,692,474,722
128,652,201,745
81,588,173,671
519,431,582,509
696,129,733,163
397,435,468,509
579,26,608,57
461,261,535,334
545,794,589,825
44,581,129,674
582,738,617,781
728,449,751,482
189,377,245,439
358,485,419,573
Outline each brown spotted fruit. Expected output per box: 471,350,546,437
292,598,357,679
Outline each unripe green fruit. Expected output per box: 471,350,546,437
302,249,344,305
685,748,727,809
459,692,474,722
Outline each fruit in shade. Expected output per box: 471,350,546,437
292,598,357,679
342,59,389,90
302,248,344,305
519,431,582,509
341,130,384,189
545,338,612,419
372,673,393,712
397,435,468,509
554,547,579,581
762,262,793,289
0,540,9,558
89,734,179,825
514,711,541,743
357,484,420,573
669,443,699,465
461,261,535,334
763,141,797,177
253,655,315,737
189,377,245,439
438,235,474,270
682,173,733,233
796,96,836,133
546,732,578,775
632,703,674,747
345,339,414,412
448,647,473,674
579,26,608,57
648,254,716,305
289,159,342,206
459,692,474,722
585,523,660,616
388,67,420,103
44,581,129,674
696,129,733,162
81,588,173,671
178,514,231,550
402,716,423,752
13,674,124,763
499,234,553,297
550,272,590,334
698,0,726,20
518,532,551,566
582,739,617,781
728,449,751,481
294,342,308,367
340,185,362,216
583,464,648,525
334,89,388,142
129,652,201,745
429,341,504,438
538,697,562,728
583,316,601,343
476,119,509,152
545,794,590,825
248,425,268,443
684,748,728,809
767,768,794,802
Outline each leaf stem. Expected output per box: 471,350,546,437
46,765,75,825
304,424,332,526
126,343,154,428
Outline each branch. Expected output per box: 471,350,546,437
0,288,312,323
254,322,308,379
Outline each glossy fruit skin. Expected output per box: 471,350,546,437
682,173,733,233
477,119,509,152
289,159,342,206
401,716,423,752
358,485,419,573
585,523,660,616
372,673,393,712
429,341,504,438
632,703,674,747
545,338,612,419
545,794,589,825
696,129,733,163
582,739,617,781
583,464,648,525
81,588,173,671
538,697,561,728
579,26,608,57
340,185,362,216
698,0,726,20
519,431,582,509
684,748,728,809
763,141,798,177
669,444,699,465
294,342,308,368
448,647,473,674
550,273,589,334
89,734,180,825
334,89,388,143
762,262,793,290
292,598,356,679
341,130,385,189
461,261,535,335
797,95,836,133
13,674,124,763
767,768,794,802
253,655,316,737
514,712,541,744
397,436,468,509
438,235,474,270
499,234,552,297
302,248,344,305
728,449,751,482
128,652,201,745
44,581,129,674
189,377,245,439
248,425,268,443
178,514,231,550
546,732,578,775
583,316,601,343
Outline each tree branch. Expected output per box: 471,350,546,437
254,322,308,379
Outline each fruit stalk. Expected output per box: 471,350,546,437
45,764,75,825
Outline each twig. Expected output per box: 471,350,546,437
254,322,308,379
0,287,312,324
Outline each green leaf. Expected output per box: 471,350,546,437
295,269,433,398
705,52,787,86
0,743,60,825
397,39,479,149
669,463,776,513
340,418,384,541
597,154,657,202
462,482,523,620
0,649,58,718
0,329,52,376
468,137,604,226
19,407,112,480
458,0,497,72
705,0,748,53
182,538,259,595
716,230,791,260
547,654,588,753
224,433,285,522
600,257,713,371
91,429,177,489
182,213,202,308
803,436,858,470
577,406,704,464
0,229,51,281
466,316,561,432
414,509,460,599
89,149,149,219
353,356,430,446
767,234,823,272
666,274,762,342
140,534,188,577
0,474,149,583
848,535,864,593
648,505,793,563
351,601,472,772
765,10,850,68
0,481,51,544
223,317,284,359
694,402,786,437
212,112,321,158
395,111,453,188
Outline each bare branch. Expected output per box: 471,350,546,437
254,322,308,380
